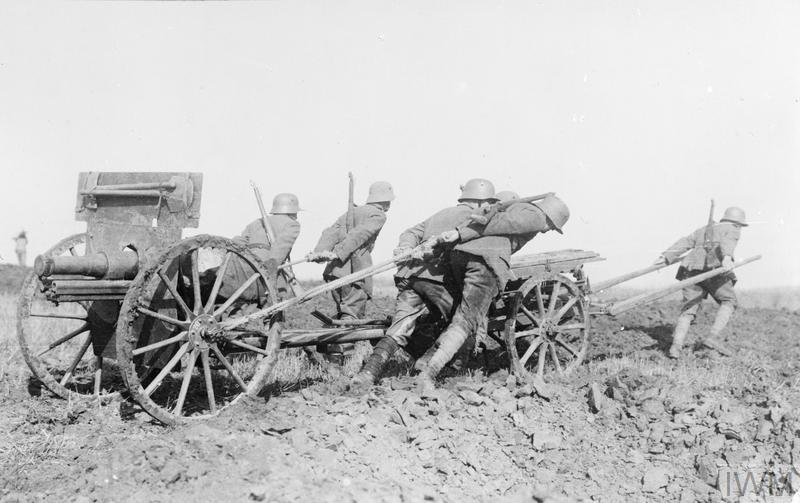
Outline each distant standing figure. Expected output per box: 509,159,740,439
13,231,28,266
654,207,747,358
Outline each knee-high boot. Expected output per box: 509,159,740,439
350,337,399,389
668,314,692,359
418,325,470,386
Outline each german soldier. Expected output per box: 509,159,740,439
219,193,301,302
350,178,497,387
655,206,747,358
307,181,394,362
417,193,570,387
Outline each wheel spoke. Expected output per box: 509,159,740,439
59,334,92,386
228,338,271,357
547,281,562,317
552,323,586,333
549,342,563,374
514,328,541,339
555,335,580,358
137,307,189,328
200,349,217,414
157,269,194,320
191,249,203,315
553,296,579,323
93,356,103,395
204,252,232,314
144,342,190,396
212,273,260,318
519,336,543,366
519,306,540,326
536,342,546,378
30,312,87,321
210,343,248,392
174,349,199,417
38,323,90,356
534,284,546,317
132,331,187,356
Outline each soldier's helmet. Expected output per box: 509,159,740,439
459,178,498,202
366,181,396,203
533,195,570,234
721,207,747,227
495,191,519,203
270,193,302,214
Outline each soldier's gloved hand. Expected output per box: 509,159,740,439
411,245,433,261
393,246,413,258
317,250,338,262
439,230,460,243
306,251,335,263
653,256,666,266
721,256,734,272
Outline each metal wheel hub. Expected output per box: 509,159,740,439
188,314,222,346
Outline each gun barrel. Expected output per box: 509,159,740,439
35,250,139,280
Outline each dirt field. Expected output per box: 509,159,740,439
1,271,799,502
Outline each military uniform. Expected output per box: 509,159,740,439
416,196,568,385
660,213,745,358
220,215,300,302
447,202,552,338
457,202,550,349
663,221,740,316
385,203,475,348
313,203,387,319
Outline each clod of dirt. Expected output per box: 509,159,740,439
694,454,720,487
531,428,562,451
587,382,609,413
642,466,670,492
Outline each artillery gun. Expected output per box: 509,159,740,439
18,172,280,415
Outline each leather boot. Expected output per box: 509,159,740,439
668,314,692,359
418,325,470,384
349,337,399,391
701,304,734,356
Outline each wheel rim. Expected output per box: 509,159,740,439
510,274,590,380
116,235,281,424
17,233,122,400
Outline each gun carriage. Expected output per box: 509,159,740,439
19,175,760,425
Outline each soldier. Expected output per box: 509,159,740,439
654,206,747,358
306,181,395,362
350,178,498,388
417,193,570,387
13,231,28,266
220,193,301,302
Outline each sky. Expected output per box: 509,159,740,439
0,0,797,290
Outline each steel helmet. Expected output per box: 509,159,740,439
720,206,747,226
366,181,395,203
495,190,519,203
459,178,497,202
270,193,302,214
533,195,570,234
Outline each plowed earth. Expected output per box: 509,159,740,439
1,296,799,503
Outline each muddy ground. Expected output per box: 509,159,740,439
1,289,799,502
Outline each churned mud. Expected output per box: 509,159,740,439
1,299,799,502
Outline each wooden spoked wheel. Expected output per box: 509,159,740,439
116,235,282,425
17,233,121,400
504,273,590,381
